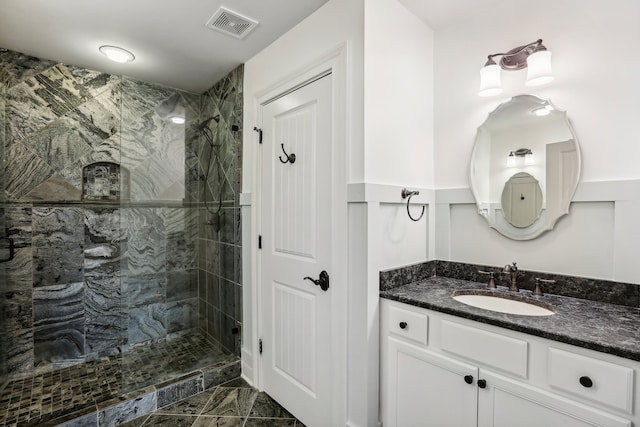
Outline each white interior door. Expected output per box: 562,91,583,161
546,139,579,219
259,74,333,426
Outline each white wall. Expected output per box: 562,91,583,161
364,0,434,188
362,0,434,274
434,0,640,186
242,0,365,192
432,0,640,283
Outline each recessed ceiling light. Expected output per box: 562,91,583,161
168,115,186,125
99,45,135,63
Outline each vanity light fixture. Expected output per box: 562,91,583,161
99,45,135,63
507,148,533,167
478,39,553,97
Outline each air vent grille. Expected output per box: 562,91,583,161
205,7,258,40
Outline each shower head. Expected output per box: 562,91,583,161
193,115,220,132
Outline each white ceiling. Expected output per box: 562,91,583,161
0,0,328,93
399,0,504,30
0,0,502,94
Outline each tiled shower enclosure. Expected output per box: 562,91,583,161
0,47,243,424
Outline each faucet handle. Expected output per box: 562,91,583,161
478,270,496,289
502,262,518,273
534,278,556,296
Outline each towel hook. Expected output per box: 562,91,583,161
279,144,296,164
401,188,425,222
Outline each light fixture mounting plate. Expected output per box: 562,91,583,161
500,44,538,70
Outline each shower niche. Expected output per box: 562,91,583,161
82,162,129,201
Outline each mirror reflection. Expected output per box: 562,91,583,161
501,172,543,228
470,95,581,240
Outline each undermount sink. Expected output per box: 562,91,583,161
452,290,556,316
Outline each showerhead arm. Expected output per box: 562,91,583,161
193,115,220,132
192,116,221,148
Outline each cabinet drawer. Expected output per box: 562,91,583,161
387,303,428,346
548,347,634,413
441,320,528,378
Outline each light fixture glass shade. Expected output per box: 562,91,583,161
99,45,135,63
525,50,553,86
525,153,535,165
478,63,503,97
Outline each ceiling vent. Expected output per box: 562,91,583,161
205,7,259,40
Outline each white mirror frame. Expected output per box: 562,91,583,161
469,95,581,240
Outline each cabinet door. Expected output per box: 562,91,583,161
383,337,477,427
478,370,631,427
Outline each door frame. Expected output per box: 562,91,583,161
248,43,348,425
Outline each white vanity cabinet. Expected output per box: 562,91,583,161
385,337,478,427
380,299,638,427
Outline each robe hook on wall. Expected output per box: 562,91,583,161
279,144,296,164
401,188,425,222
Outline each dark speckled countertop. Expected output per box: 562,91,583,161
380,276,640,361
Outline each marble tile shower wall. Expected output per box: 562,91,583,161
196,65,243,355
0,81,6,386
0,47,240,380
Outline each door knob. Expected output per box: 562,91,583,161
304,270,329,291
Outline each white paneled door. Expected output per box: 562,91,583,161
260,74,333,426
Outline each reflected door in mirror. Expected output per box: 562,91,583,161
501,172,543,228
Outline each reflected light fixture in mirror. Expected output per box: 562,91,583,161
478,39,553,97
507,148,533,167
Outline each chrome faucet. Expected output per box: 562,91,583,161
503,262,519,292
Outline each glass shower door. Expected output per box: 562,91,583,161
0,81,8,387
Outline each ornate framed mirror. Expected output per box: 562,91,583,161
469,95,581,240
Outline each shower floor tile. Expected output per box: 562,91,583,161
0,334,234,426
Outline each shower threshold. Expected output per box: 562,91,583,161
0,334,239,426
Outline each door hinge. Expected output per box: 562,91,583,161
253,127,263,144
259,338,263,355
258,235,262,249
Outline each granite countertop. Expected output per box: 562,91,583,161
380,276,640,362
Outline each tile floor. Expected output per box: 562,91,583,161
121,378,305,427
0,334,235,426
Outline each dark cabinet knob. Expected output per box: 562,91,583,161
399,322,407,329
477,379,487,389
579,376,593,388
464,375,473,384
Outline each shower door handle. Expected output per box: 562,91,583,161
0,237,15,263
